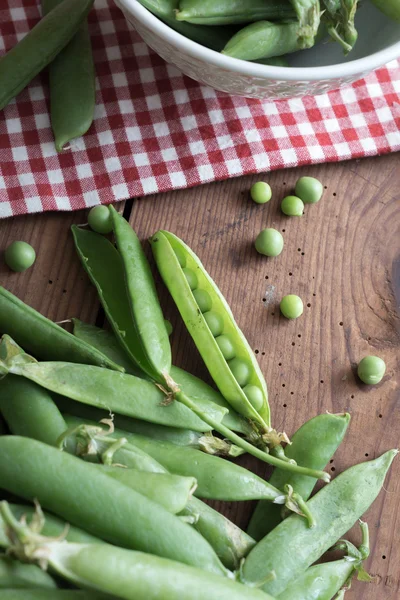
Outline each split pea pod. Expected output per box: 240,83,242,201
247,413,351,540
241,449,397,596
0,344,225,433
0,287,122,371
72,318,252,436
42,0,95,151
0,0,94,111
288,0,321,48
63,414,285,503
277,522,370,600
221,21,302,60
2,504,276,600
0,503,99,548
0,556,57,590
0,436,228,576
136,0,237,50
176,0,296,25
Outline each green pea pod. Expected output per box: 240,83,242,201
63,414,285,503
136,0,237,50
0,287,122,372
176,0,296,25
288,0,321,48
253,56,290,66
42,0,95,152
0,437,228,576
1,592,112,600
108,207,172,383
247,413,350,540
150,231,270,429
183,497,256,570
72,318,253,436
0,0,94,111
2,502,276,600
91,465,196,514
0,555,57,589
1,346,226,433
322,0,358,54
241,449,397,596
221,21,301,60
0,503,100,548
370,0,400,22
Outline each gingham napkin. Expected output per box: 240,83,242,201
0,0,399,218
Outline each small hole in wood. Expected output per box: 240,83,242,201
313,293,316,297
365,453,369,457
278,362,282,366
331,466,336,472
282,229,286,232
291,342,295,346
339,321,343,326
283,182,286,185
320,380,324,384
261,351,265,356
282,383,286,388
307,303,311,308
298,248,301,252
63,289,67,294
255,349,259,354
283,403,287,407
330,459,334,464
382,555,386,560
271,312,275,316
324,185,328,189
350,394,354,399
289,272,293,276
333,192,337,197
262,298,266,302
368,336,371,341
48,280,53,284
379,414,383,418
290,391,294,395
301,252,305,256
265,275,269,280
298,334,301,338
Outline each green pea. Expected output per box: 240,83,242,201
164,319,173,336
4,241,36,272
216,335,236,360
243,384,264,412
357,356,386,385
203,311,224,337
255,228,284,257
281,195,304,217
174,246,187,268
250,181,272,204
193,288,212,313
87,206,113,234
229,358,251,387
295,176,323,204
280,295,303,319
183,267,198,290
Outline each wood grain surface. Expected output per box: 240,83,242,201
0,154,399,599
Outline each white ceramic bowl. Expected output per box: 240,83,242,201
115,0,400,99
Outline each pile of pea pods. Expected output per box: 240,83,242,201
0,205,397,600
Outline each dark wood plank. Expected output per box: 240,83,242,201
0,156,399,599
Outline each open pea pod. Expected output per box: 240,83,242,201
71,224,169,385
150,230,270,430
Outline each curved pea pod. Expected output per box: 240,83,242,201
176,0,296,25
1,592,111,600
0,287,122,371
42,0,95,151
136,0,237,50
150,231,270,430
0,502,100,549
183,497,256,570
91,465,197,514
277,520,371,599
0,555,57,589
0,437,228,576
63,414,284,503
0,0,94,111
370,0,400,22
1,503,276,600
2,351,226,433
241,449,397,596
247,413,350,540
221,21,301,60
0,375,67,447
72,319,252,436
108,207,172,383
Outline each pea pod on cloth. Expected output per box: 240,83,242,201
247,412,350,540
0,437,229,576
0,287,122,371
42,0,95,151
221,21,302,60
0,555,57,589
240,449,397,596
176,0,296,25
72,318,252,436
0,0,94,111
277,521,371,600
135,0,237,50
2,502,276,600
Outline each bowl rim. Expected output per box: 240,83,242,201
116,0,400,81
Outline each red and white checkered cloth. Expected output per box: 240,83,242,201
1,1,399,218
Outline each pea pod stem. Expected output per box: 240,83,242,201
172,383,330,483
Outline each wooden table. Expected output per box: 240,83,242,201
1,154,399,599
